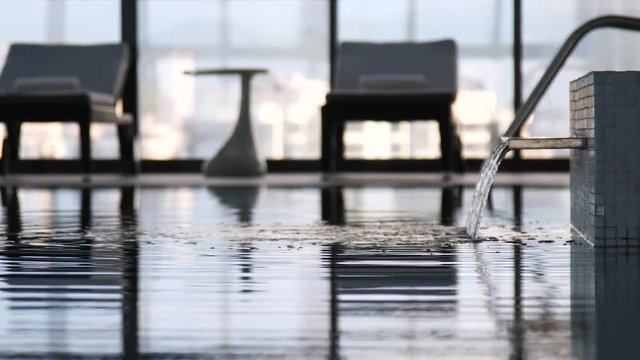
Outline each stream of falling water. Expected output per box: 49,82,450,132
465,140,511,239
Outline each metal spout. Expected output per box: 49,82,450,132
502,137,587,150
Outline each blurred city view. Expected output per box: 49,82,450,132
1,0,640,161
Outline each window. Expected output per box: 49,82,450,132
138,0,329,160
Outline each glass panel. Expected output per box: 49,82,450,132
139,0,329,159
522,0,640,158
0,0,121,159
64,0,120,43
339,0,410,41
0,1,48,44
338,0,513,160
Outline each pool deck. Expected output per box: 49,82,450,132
0,172,569,188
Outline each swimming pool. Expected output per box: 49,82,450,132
0,184,632,359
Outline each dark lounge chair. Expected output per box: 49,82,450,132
321,40,463,173
0,43,136,174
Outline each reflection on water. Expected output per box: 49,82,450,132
571,246,640,360
0,186,637,358
207,186,260,224
322,185,462,226
0,186,138,358
325,243,457,359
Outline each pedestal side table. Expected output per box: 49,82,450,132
185,68,267,176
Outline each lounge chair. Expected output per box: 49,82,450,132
0,43,136,174
321,40,463,173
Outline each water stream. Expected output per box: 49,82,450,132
465,140,511,239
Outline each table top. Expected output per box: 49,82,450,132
184,68,268,76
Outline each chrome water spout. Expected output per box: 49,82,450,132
503,137,587,151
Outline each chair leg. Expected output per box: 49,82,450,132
117,123,137,175
321,105,347,173
335,121,345,171
79,122,92,175
4,122,22,174
439,110,455,174
1,138,6,176
321,106,333,172
454,133,465,173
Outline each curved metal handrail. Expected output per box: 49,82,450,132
505,15,640,137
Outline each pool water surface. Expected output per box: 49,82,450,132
0,185,636,359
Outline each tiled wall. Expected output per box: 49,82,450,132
570,71,640,247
